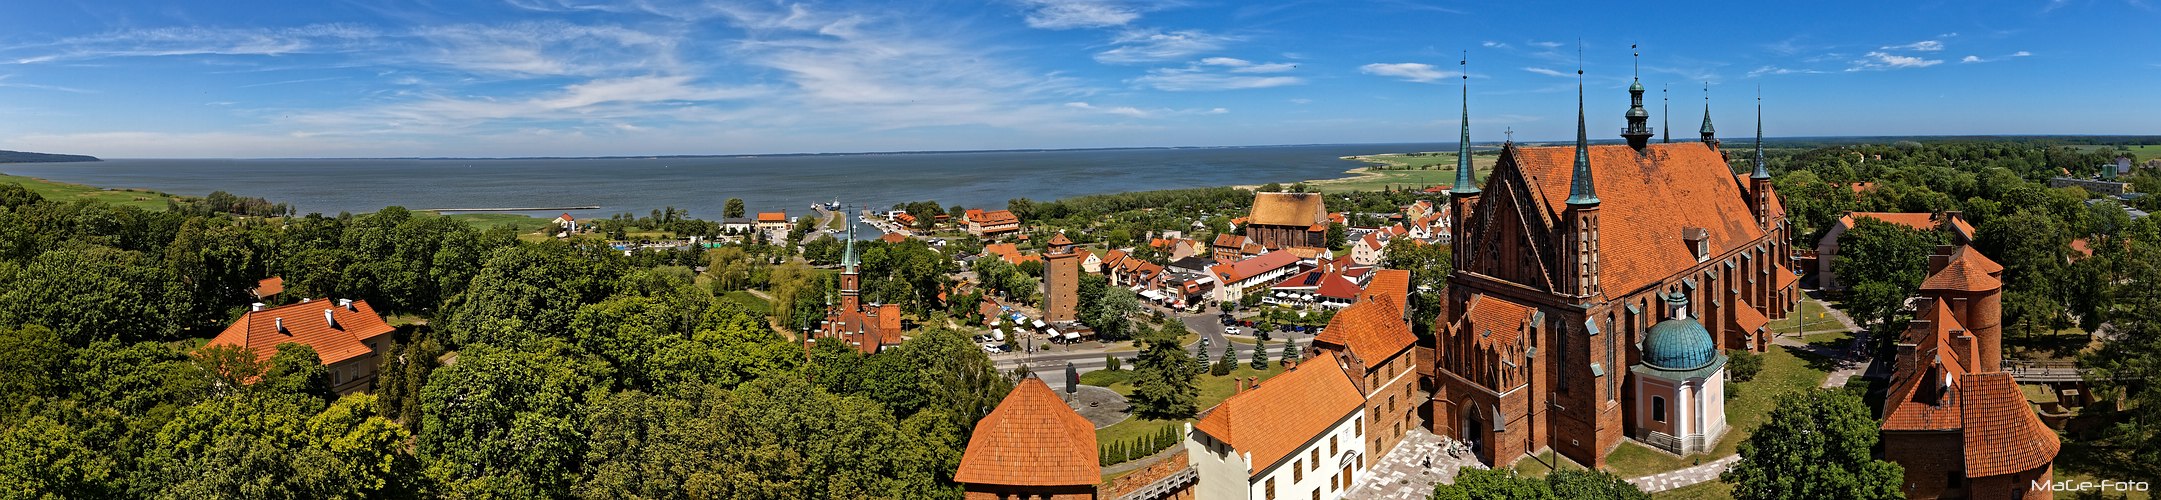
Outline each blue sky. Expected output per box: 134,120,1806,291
0,0,2155,158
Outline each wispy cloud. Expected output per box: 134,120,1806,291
1522,67,1569,77
1481,41,1508,49
1017,0,1142,29
1528,41,1564,49
1065,101,1227,118
1198,57,1296,73
1848,51,1942,71
1134,59,1302,91
0,74,95,93
7,24,379,64
1746,65,1827,77
1359,62,1458,83
1959,51,2032,63
1095,29,1238,63
1881,40,1944,52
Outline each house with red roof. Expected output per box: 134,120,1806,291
207,298,396,394
755,212,789,233
250,276,285,302
1267,258,1365,309
1351,231,1388,267
1879,243,2058,499
1312,296,1422,466
1185,352,1367,500
1209,251,1303,304
956,377,1100,499
550,213,579,236
966,209,1021,237
982,243,1041,267
1814,211,1974,290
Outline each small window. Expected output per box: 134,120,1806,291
1266,479,1277,500
1310,449,1319,470
1330,435,1339,456
1355,416,1363,437
1652,396,1667,422
1294,461,1303,482
1311,490,1320,500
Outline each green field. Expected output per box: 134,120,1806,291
440,212,553,232
0,172,186,211
1306,153,1500,194
722,290,772,316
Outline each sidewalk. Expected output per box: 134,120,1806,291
1626,455,1741,493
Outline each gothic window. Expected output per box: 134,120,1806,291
1652,396,1667,422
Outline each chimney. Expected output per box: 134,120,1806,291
1247,376,1258,390
339,298,355,311
250,302,265,312
274,317,287,334
324,309,339,329
1236,378,1246,394
301,298,311,303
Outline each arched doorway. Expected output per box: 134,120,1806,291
1461,403,1487,461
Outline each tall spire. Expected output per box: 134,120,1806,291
1698,83,1718,146
841,207,859,273
1566,47,1599,207
1451,51,1480,196
1622,44,1652,150
1662,85,1671,143
1752,88,1770,179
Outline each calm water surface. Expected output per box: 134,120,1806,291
1,143,1449,220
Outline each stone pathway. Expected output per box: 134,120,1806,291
1770,296,1876,388
1626,455,1741,493
1343,428,1486,500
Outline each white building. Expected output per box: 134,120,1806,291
1630,293,1730,456
1185,352,1369,500
1209,251,1304,304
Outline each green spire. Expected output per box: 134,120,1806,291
841,208,859,273
1451,52,1480,196
1566,69,1599,207
1751,91,1770,180
1699,84,1716,136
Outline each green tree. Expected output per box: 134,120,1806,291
418,345,601,498
1380,237,1452,334
1721,389,1904,500
1130,330,1198,419
1726,349,1764,383
1249,338,1269,369
1430,468,1553,500
0,415,115,499
702,246,761,293
1976,208,2072,339
1546,469,1650,500
1211,343,1234,376
724,198,746,219
0,325,67,415
2079,243,2161,479
259,343,335,402
1833,217,1945,333
1279,339,1300,366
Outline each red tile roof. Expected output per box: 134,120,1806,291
1360,269,1411,309
983,243,1040,266
1458,294,1535,347
1732,298,1769,334
1212,251,1301,284
1920,249,2001,292
1958,372,2061,477
1316,297,1416,367
973,209,1020,226
1213,234,1247,248
1774,263,1798,291
879,232,908,244
756,212,786,223
955,378,1100,486
1509,143,1766,295
1884,301,1971,431
1193,352,1363,476
1047,232,1072,246
252,276,284,298
207,299,394,366
1248,192,1328,227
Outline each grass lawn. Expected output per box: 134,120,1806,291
2052,439,2157,499
439,212,552,233
1651,480,1736,500
1768,299,1843,334
1802,330,1854,351
1600,347,1832,479
1305,154,1500,194
1091,362,1290,469
721,290,772,316
0,172,184,211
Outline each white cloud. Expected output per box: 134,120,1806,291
1746,65,1827,77
1481,41,1508,49
1882,40,1944,51
1095,29,1238,64
1522,67,1570,77
8,24,380,64
1848,51,1942,71
1065,101,1228,117
1958,51,2034,64
2012,51,2033,57
1360,62,1458,83
1198,57,1296,73
1288,98,1311,105
1961,55,1983,63
0,74,94,93
1528,41,1564,49
1018,0,1140,29
1133,60,1302,91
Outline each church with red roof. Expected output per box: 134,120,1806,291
1432,67,1798,468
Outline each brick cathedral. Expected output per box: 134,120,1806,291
1431,68,1801,468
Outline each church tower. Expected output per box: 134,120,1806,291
1565,69,1602,299
1450,53,1482,276
1699,85,1719,149
1622,46,1653,151
1043,232,1080,323
839,209,861,314
1750,93,1773,230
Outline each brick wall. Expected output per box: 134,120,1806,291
1883,430,1965,499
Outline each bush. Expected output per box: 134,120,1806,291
1727,349,1764,383
1105,354,1122,372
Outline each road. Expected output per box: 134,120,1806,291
995,310,1310,389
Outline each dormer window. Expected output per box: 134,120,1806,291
1683,228,1710,262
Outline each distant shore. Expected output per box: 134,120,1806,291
1233,151,1494,194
